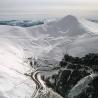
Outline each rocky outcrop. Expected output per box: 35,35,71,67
42,54,98,98
68,74,98,98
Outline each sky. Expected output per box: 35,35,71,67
0,0,98,19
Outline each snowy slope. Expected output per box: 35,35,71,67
27,15,98,59
0,25,61,98
0,25,36,98
0,15,98,98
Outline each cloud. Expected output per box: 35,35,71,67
0,0,98,19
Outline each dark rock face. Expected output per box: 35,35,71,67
56,70,71,96
44,65,91,97
43,53,98,98
55,67,90,97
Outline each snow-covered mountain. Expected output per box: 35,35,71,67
27,15,98,59
0,15,98,98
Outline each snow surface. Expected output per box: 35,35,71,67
0,15,98,98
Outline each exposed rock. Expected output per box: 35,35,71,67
43,53,98,98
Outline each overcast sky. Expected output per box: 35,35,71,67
0,0,98,19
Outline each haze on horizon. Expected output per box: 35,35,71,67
0,0,98,19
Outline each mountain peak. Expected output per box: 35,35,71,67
46,14,87,37
60,15,78,24
64,15,77,19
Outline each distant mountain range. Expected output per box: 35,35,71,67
88,19,98,23
0,20,44,27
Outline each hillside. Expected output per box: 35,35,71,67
0,15,98,98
